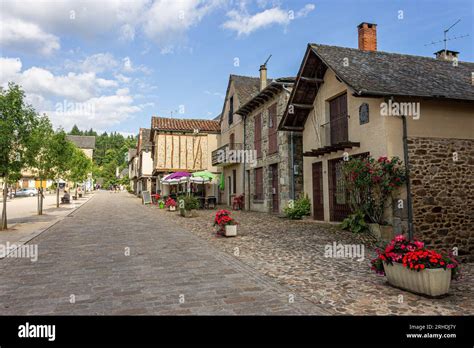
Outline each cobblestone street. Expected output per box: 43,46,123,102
0,192,325,315
156,205,474,315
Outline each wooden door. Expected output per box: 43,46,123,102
270,164,279,213
329,93,348,145
328,158,351,221
312,162,324,220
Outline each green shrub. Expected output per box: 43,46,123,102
340,210,367,233
284,195,311,220
178,195,199,211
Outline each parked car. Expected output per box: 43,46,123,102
14,188,38,197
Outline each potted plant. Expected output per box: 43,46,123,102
178,195,198,218
371,235,460,297
342,156,406,239
213,209,238,237
165,197,177,211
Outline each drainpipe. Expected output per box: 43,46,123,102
401,114,414,240
243,115,247,209
290,131,295,200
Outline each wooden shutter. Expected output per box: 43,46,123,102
254,113,262,158
254,167,263,200
329,93,348,145
268,103,278,154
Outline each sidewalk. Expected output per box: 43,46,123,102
0,193,94,257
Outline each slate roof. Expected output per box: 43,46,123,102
139,128,152,149
231,75,273,105
311,44,474,101
236,77,296,117
128,148,137,161
66,135,96,149
151,117,220,133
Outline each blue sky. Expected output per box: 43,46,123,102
1,0,472,136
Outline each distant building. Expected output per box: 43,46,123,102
136,128,154,194
66,135,96,191
66,135,96,159
128,148,138,193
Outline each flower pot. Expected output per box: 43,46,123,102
224,225,237,237
168,206,176,211
383,262,451,297
180,209,193,218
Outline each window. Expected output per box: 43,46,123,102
228,96,234,125
229,133,235,150
268,103,278,154
254,167,263,200
254,113,262,158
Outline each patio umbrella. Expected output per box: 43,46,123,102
219,172,224,191
167,172,191,180
191,171,215,183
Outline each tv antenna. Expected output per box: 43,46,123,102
424,19,469,54
262,54,272,67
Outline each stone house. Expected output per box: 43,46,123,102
66,135,96,191
279,22,474,259
127,148,138,193
212,73,271,206
150,116,220,196
235,76,304,214
136,128,154,195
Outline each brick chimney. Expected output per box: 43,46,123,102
358,22,377,51
434,49,459,62
259,64,267,91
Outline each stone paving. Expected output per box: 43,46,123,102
0,191,326,315
155,205,474,315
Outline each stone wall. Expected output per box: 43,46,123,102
408,137,474,261
245,90,304,213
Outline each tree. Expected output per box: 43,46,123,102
69,124,82,135
0,83,37,230
25,115,55,215
68,147,92,198
48,131,76,208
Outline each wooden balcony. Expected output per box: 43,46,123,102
211,143,244,166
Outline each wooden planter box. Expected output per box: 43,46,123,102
225,225,237,237
383,262,451,297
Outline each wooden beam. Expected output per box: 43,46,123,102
291,103,314,110
300,76,324,84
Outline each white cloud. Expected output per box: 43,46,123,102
48,89,141,130
75,53,120,74
0,16,60,55
296,4,316,18
222,3,316,36
142,0,221,42
0,0,221,55
0,57,140,130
